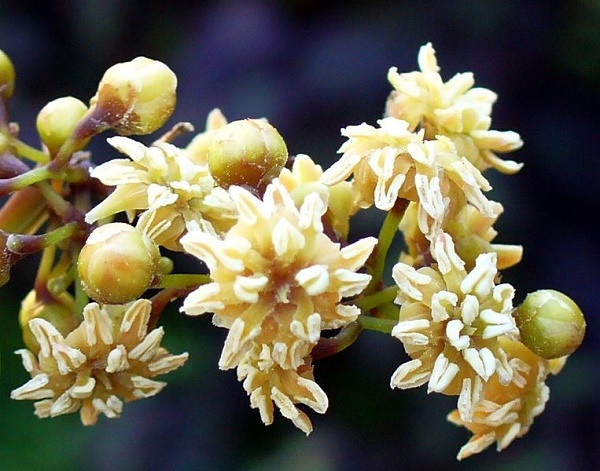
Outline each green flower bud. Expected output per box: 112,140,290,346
207,119,287,191
89,56,177,135
36,96,89,155
515,289,586,359
19,289,79,355
0,49,16,100
157,255,174,275
77,223,160,304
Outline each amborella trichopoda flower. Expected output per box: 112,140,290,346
85,136,237,250
385,43,523,174
236,344,328,435
447,337,566,459
11,299,188,425
390,232,518,414
180,181,377,432
321,119,495,239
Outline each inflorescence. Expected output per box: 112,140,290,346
0,43,586,460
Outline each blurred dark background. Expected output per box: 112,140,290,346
1,0,599,469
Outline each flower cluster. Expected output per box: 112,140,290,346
85,135,236,251
180,181,376,433
319,43,583,458
11,300,188,425
0,43,585,461
385,42,523,174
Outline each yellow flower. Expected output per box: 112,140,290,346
11,299,188,425
180,181,376,431
237,344,328,435
86,136,237,250
447,337,563,459
400,200,523,271
322,119,495,237
386,43,523,174
390,232,518,402
279,153,357,241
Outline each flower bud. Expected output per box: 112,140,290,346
157,255,174,275
36,96,89,155
77,223,160,304
0,49,16,100
207,119,287,191
515,289,586,359
19,289,79,355
89,57,177,135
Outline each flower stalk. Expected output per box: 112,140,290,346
363,197,408,294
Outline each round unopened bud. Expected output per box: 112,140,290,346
207,119,287,191
0,49,16,99
515,289,586,359
89,56,177,135
78,223,160,304
19,289,79,355
36,96,89,155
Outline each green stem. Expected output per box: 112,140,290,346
364,198,408,294
153,273,211,289
0,165,59,195
36,181,79,221
34,243,57,295
13,139,49,165
352,285,398,311
47,250,75,296
358,315,397,334
6,221,78,254
49,112,106,171
373,302,400,320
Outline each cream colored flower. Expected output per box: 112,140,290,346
237,344,328,435
447,337,563,459
321,118,495,237
386,43,523,174
390,232,518,404
180,181,376,432
11,299,188,425
279,153,357,241
181,181,376,369
86,135,237,250
400,200,523,271
321,117,421,211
